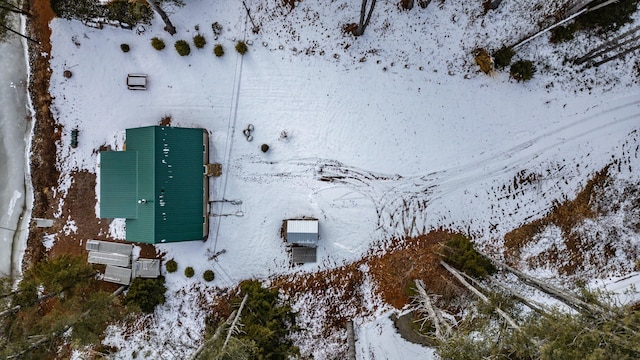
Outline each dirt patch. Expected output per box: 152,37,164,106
266,230,464,338
49,170,159,259
503,165,627,275
22,0,160,267
23,0,61,270
49,171,109,258
368,231,465,309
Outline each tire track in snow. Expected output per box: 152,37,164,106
234,94,640,237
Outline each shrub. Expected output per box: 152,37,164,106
193,34,206,49
185,267,195,278
106,0,153,25
578,0,639,31
492,46,515,69
510,60,536,82
51,0,103,20
550,24,578,43
212,22,223,37
473,48,493,74
203,270,215,282
213,43,224,57
441,235,496,278
165,259,178,273
151,37,165,51
175,40,191,56
120,43,130,52
235,40,248,55
124,277,166,313
261,144,270,153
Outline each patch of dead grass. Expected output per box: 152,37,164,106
503,165,614,275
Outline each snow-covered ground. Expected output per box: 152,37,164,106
46,0,640,358
0,15,34,279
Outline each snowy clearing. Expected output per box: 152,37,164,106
46,0,640,358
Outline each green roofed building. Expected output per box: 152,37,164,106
100,126,209,244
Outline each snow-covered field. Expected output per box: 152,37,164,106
47,0,640,358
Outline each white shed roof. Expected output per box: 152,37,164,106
287,219,318,234
286,219,319,246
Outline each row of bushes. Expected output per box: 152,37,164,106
165,259,215,281
150,36,248,57
491,45,536,82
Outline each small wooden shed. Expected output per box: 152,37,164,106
286,219,319,246
286,219,319,264
291,247,317,264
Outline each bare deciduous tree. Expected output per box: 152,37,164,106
355,0,376,36
146,0,176,35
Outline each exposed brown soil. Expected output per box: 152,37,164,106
268,230,464,335
23,1,158,268
503,165,615,275
23,0,60,270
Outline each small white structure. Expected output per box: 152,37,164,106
34,218,54,228
286,219,319,264
88,251,131,268
86,240,133,256
86,240,136,284
104,265,132,285
126,74,148,90
133,259,161,278
286,219,319,246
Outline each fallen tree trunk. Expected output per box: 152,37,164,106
0,305,20,318
7,286,126,359
354,0,377,36
189,310,237,360
440,261,521,331
488,277,549,315
146,1,176,35
574,25,640,64
475,249,612,317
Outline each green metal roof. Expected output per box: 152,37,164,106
100,151,138,219
100,126,208,244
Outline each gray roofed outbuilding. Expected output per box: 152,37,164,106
104,265,132,285
291,247,317,264
88,251,131,268
86,240,133,256
133,259,161,278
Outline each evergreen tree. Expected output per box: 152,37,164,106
124,276,167,313
441,235,496,278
